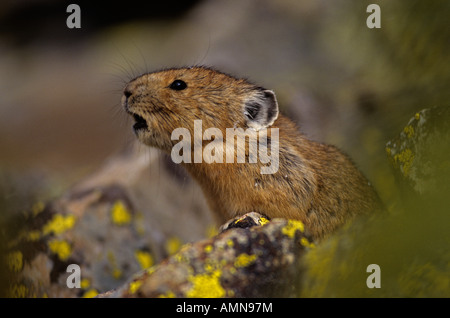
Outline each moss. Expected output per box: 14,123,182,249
135,250,154,270
48,239,72,261
234,253,257,268
110,201,132,225
42,213,76,236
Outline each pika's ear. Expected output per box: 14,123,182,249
244,90,279,130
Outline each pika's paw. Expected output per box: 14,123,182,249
219,212,271,232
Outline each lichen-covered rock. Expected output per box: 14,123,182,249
4,143,213,298
385,106,450,199
98,215,314,298
300,107,450,297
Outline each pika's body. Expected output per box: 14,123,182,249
122,67,383,240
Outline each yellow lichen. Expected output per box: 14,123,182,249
135,250,154,269
80,278,90,289
82,289,99,298
204,245,213,253
300,237,316,249
226,239,234,247
187,270,225,298
415,112,420,120
7,251,23,272
110,201,131,225
158,291,175,298
166,237,182,255
128,280,143,294
259,217,270,226
234,253,257,268
403,125,415,138
282,219,305,238
42,214,76,236
48,239,72,261
393,148,415,176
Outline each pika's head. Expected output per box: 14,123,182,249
122,66,278,150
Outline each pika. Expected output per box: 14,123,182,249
122,66,383,240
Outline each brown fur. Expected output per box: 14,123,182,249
122,66,383,240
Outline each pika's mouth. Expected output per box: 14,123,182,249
131,113,148,131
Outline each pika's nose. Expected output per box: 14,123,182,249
124,88,132,99
122,87,133,110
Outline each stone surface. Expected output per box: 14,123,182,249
98,215,314,298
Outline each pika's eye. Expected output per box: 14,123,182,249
169,80,187,91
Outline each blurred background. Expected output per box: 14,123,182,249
0,0,449,296
0,0,449,207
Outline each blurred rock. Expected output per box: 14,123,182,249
386,106,450,201
300,106,450,297
4,142,213,297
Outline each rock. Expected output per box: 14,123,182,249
4,142,213,297
97,214,314,298
300,107,450,297
385,106,450,200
